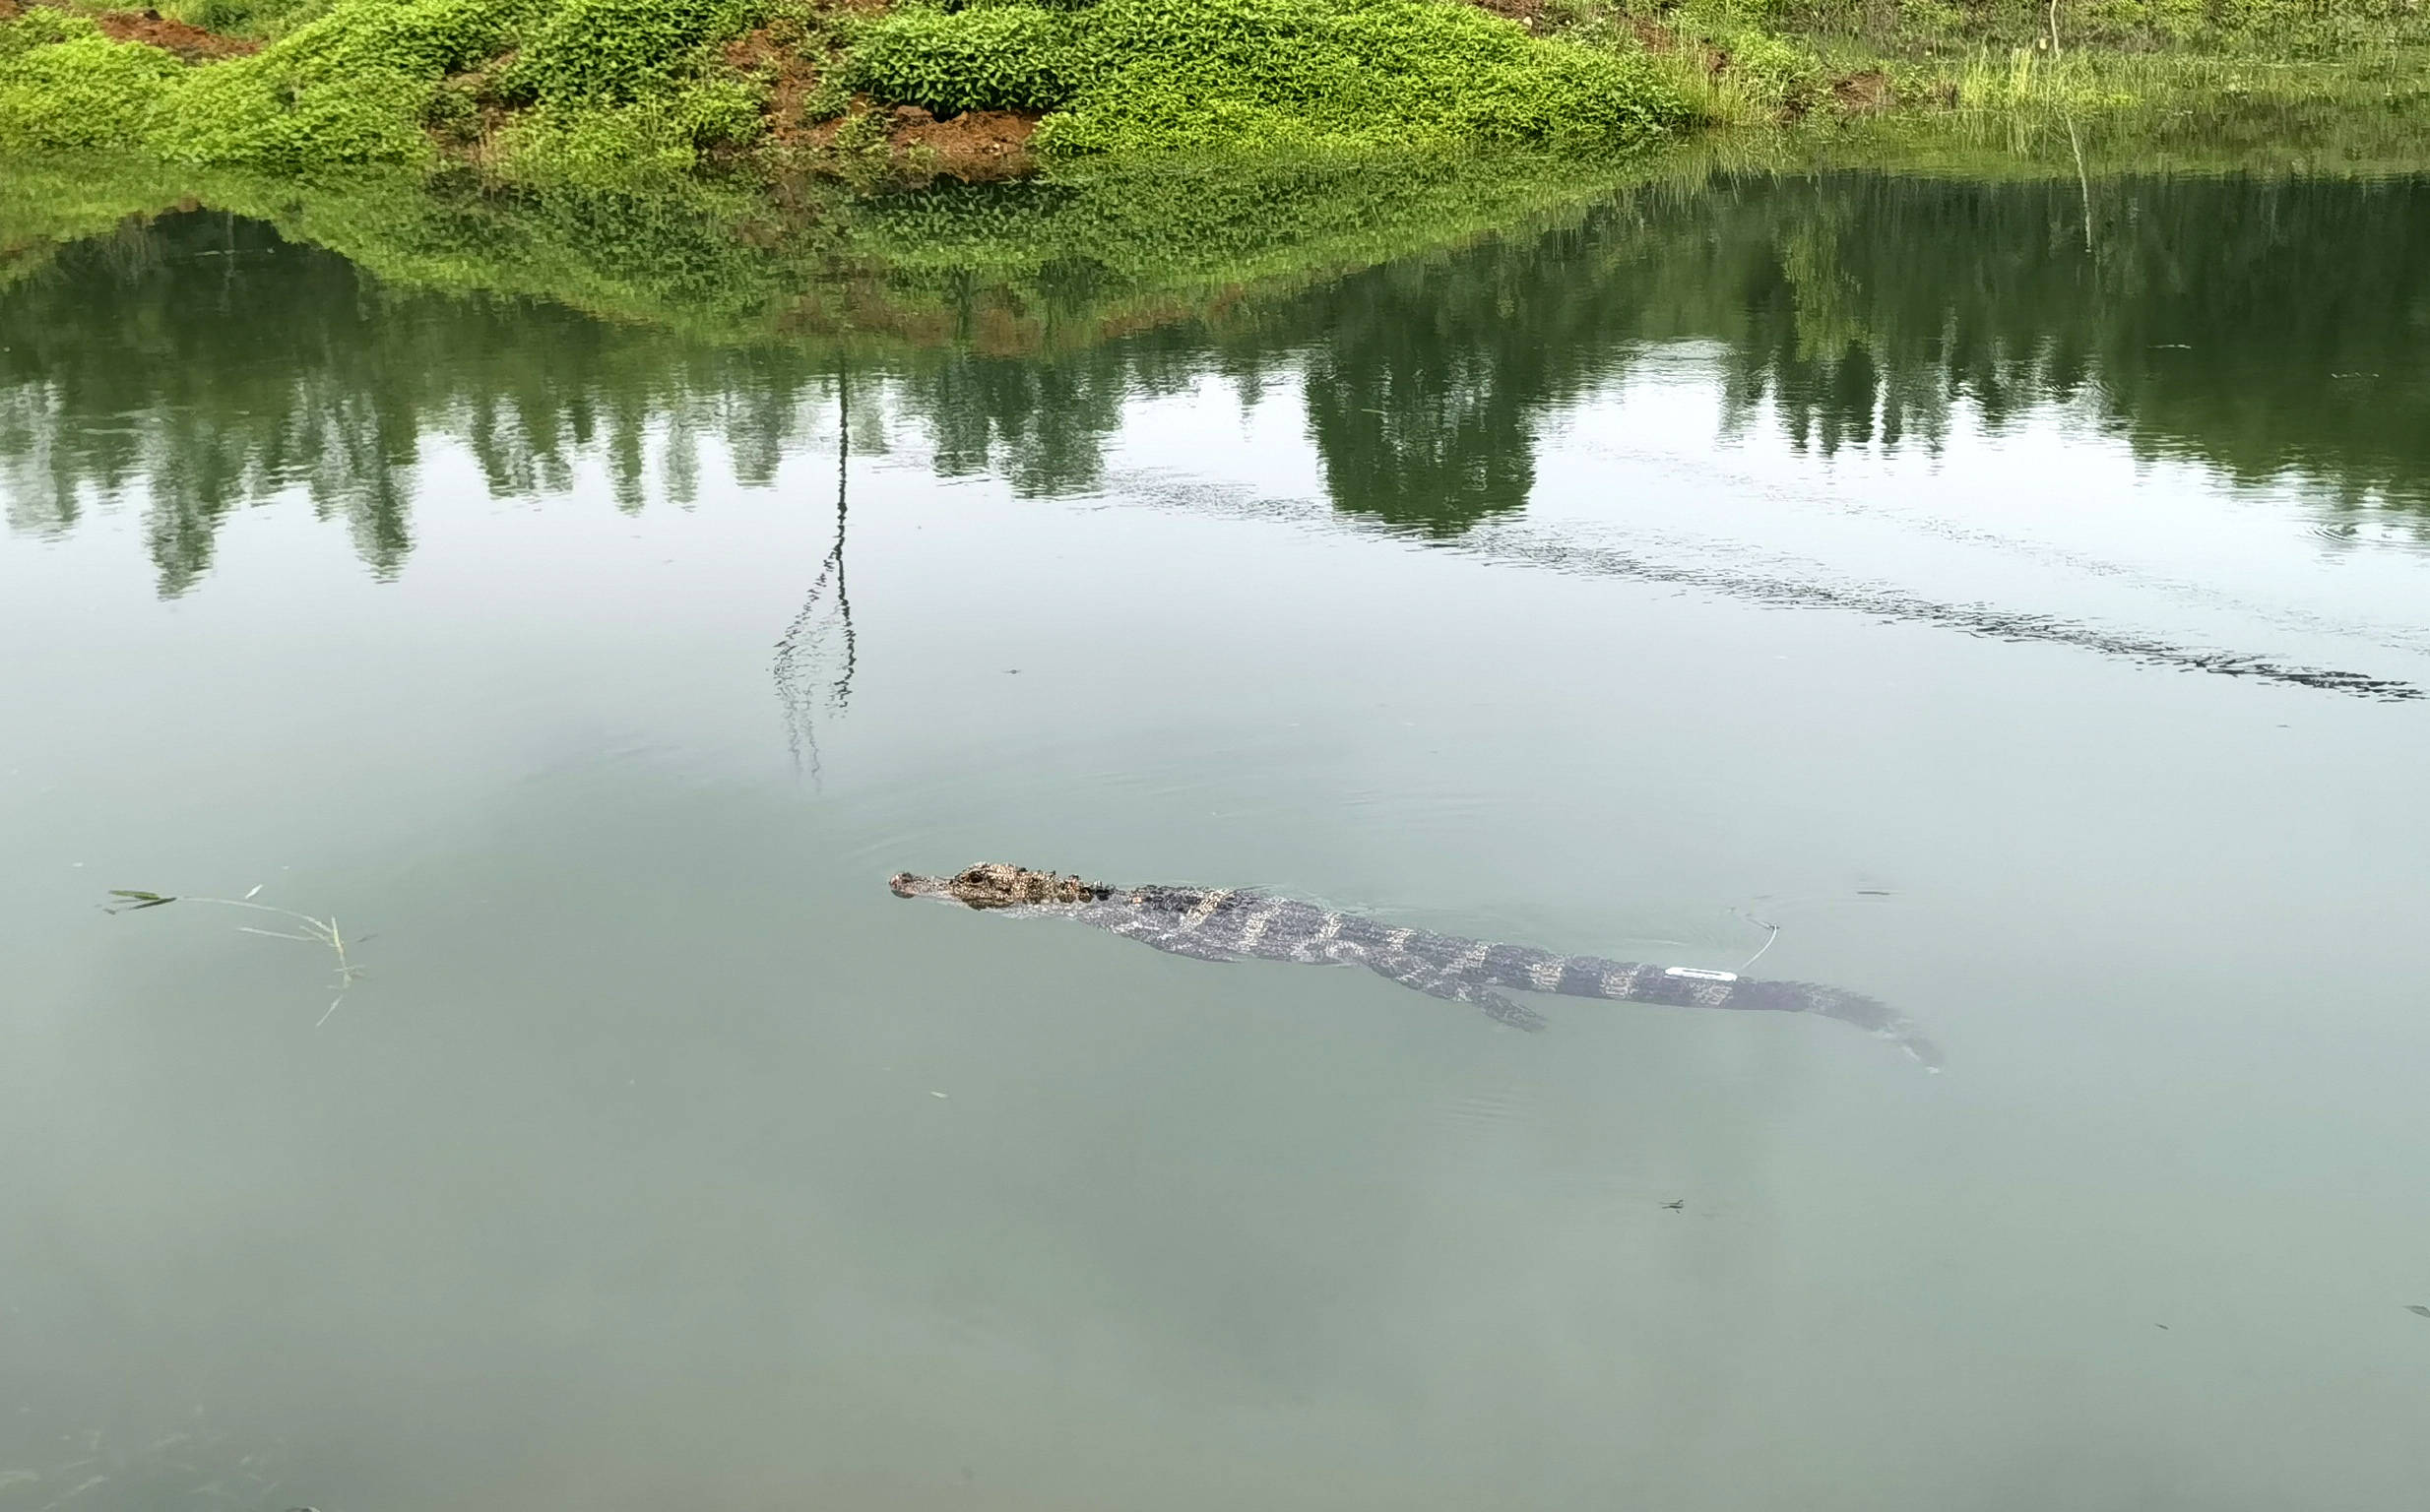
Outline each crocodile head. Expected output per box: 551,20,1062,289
889,862,1112,909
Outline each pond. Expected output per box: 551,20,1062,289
3,159,2428,1510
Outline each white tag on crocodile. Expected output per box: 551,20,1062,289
1665,967,1739,982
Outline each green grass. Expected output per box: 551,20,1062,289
1763,0,2430,55
0,13,185,151
850,0,1692,157
3,0,1696,177
2,0,2424,182
1528,0,2430,128
506,0,750,102
0,0,522,166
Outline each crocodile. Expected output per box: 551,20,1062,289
890,863,1941,1066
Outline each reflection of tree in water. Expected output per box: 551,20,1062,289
924,171,2430,532
924,349,1133,497
1694,173,2430,514
0,211,848,594
1298,256,1537,536
6,174,2429,593
772,368,858,779
0,213,416,592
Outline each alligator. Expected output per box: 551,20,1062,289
890,863,1941,1066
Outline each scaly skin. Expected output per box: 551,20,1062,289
889,863,1940,1065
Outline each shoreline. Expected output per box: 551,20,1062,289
2,0,2424,189
8,103,2426,363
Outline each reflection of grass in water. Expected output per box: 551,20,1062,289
840,151,1648,351
0,147,1648,353
107,888,364,1026
5,96,2425,356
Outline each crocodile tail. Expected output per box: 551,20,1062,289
1724,977,1945,1069
1551,956,1943,1068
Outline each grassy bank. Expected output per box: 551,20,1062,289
0,0,1693,182
2,0,2421,186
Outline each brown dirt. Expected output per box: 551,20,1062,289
1830,69,1894,113
795,101,1042,182
725,26,823,134
1616,17,1731,73
90,6,260,59
4,2,260,58
892,106,1041,180
726,18,1037,181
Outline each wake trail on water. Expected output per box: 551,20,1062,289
1092,469,2426,705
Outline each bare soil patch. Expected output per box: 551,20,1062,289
1831,69,1894,113
5,2,259,58
798,101,1042,181
94,8,259,59
727,18,1034,181
894,105,1041,179
725,26,823,132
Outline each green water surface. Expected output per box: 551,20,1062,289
3,158,2428,1510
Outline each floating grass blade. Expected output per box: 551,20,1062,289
104,887,365,1024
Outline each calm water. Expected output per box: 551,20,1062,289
4,168,2429,1510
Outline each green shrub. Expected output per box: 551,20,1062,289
830,105,892,153
1889,0,1964,38
0,0,1692,178
0,0,776,177
798,71,855,122
165,65,436,165
187,0,346,39
850,6,1079,114
1084,0,1686,156
1,7,97,58
850,0,1691,157
159,0,522,166
492,101,704,182
423,75,484,142
1719,28,1824,110
511,0,756,104
0,20,181,151
671,74,771,146
490,75,766,184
